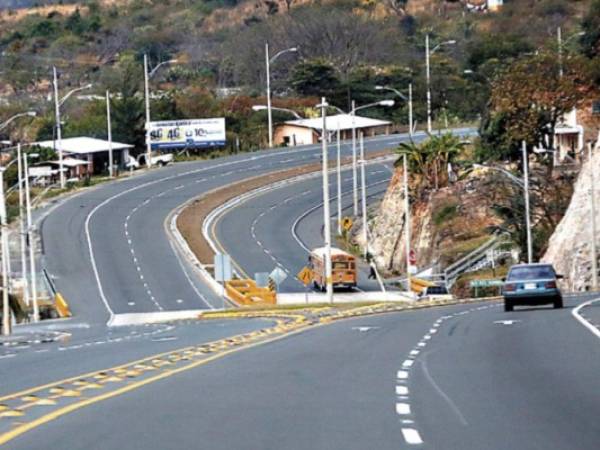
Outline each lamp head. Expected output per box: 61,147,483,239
252,105,267,112
27,111,37,117
375,85,385,90
446,40,457,45
379,99,395,107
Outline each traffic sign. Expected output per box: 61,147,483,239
409,249,417,265
341,217,353,231
469,279,504,288
297,267,314,286
269,267,288,285
214,253,232,282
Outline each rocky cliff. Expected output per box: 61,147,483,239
542,143,600,291
361,167,501,276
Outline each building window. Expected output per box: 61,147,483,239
593,100,600,115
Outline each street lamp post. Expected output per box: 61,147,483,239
17,145,29,311
52,67,92,188
425,35,456,133
359,132,369,258
375,84,413,136
557,27,585,78
403,153,411,290
0,167,9,335
336,126,342,236
522,141,533,264
143,55,178,168
318,97,333,303
22,153,39,322
349,100,395,217
474,143,533,264
265,44,298,148
589,141,598,290
106,90,114,178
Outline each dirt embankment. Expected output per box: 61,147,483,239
177,151,391,266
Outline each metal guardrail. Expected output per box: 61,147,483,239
444,237,499,286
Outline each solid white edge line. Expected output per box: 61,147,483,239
401,428,424,445
572,297,600,339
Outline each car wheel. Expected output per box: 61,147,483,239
504,301,513,312
554,297,563,309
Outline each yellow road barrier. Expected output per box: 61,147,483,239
225,280,276,306
410,277,436,294
54,293,72,318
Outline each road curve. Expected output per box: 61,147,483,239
41,132,429,324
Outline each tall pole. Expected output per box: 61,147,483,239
336,126,342,236
144,54,152,169
265,43,273,149
408,83,414,137
53,67,65,189
23,154,38,322
557,27,564,78
320,98,333,303
106,90,114,178
360,133,368,259
589,142,598,290
403,154,411,291
426,34,432,134
351,100,358,216
17,145,29,308
0,168,10,335
522,141,533,264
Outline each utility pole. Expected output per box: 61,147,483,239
23,154,38,322
0,167,10,335
360,132,368,259
426,34,432,134
143,54,152,169
522,141,533,264
557,26,563,78
265,43,273,149
53,66,65,189
403,154,412,291
336,126,342,236
408,83,414,136
17,145,29,308
589,141,598,290
351,100,358,216
106,90,114,178
319,98,333,303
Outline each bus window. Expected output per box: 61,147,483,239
333,262,349,270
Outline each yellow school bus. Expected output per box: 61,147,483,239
309,247,357,291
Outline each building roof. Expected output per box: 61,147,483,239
36,137,133,154
48,158,90,167
283,114,391,132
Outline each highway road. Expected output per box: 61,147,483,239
5,126,596,449
39,131,432,324
1,295,597,449
213,159,394,292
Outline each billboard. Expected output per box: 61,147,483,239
148,118,226,150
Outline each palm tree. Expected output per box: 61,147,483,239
394,132,465,191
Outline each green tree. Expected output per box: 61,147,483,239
395,133,465,192
580,0,600,58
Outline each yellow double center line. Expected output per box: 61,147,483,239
0,316,310,446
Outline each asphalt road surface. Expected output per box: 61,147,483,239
214,159,394,292
39,131,441,324
2,296,597,450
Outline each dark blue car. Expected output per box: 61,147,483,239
502,264,563,312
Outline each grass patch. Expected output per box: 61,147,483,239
433,202,459,226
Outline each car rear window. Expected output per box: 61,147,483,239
508,266,555,280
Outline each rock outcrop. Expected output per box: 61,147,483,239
542,147,600,291
361,167,501,275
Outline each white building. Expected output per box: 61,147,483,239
273,114,391,147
